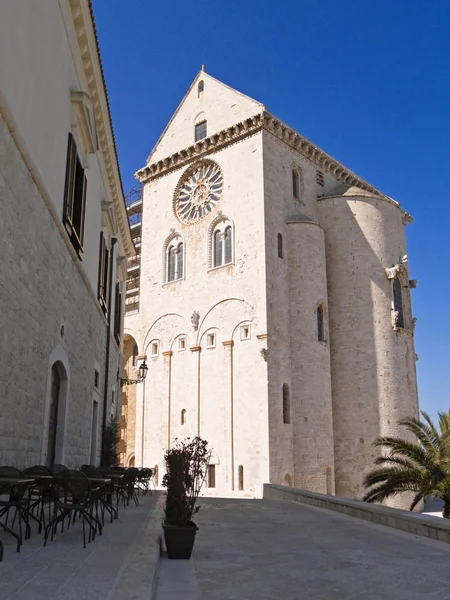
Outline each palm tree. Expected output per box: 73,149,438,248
363,411,450,518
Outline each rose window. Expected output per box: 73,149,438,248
174,161,223,224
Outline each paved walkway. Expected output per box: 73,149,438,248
156,498,450,600
0,492,162,600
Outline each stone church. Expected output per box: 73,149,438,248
123,69,419,499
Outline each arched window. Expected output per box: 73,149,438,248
198,80,204,97
283,473,292,487
214,230,223,267
317,305,325,342
282,383,290,424
167,245,176,282
238,465,244,491
165,234,184,283
181,409,186,425
224,226,232,264
211,219,234,268
292,169,299,199
132,342,138,367
176,242,184,279
393,278,404,328
278,233,283,259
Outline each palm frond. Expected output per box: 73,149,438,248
363,466,424,489
373,455,416,469
399,416,440,456
409,492,425,512
373,437,438,470
438,411,450,436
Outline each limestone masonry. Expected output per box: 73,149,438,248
123,70,419,504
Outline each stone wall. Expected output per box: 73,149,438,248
318,189,419,504
0,113,121,467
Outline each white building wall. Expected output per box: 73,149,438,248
0,0,131,467
131,131,269,494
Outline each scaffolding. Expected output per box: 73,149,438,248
125,186,142,313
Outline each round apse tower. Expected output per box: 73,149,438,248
286,217,335,495
317,186,419,505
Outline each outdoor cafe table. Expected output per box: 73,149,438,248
0,478,35,556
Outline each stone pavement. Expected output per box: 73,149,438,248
0,491,164,600
155,498,450,600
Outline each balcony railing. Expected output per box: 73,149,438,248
127,255,141,269
125,295,139,313
126,275,140,292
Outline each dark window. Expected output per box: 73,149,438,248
94,369,99,388
167,242,183,282
176,242,184,279
282,384,290,424
393,279,404,328
168,245,176,282
198,80,204,97
317,305,325,341
316,170,324,186
278,233,283,259
214,230,223,267
181,409,186,425
292,170,299,199
63,133,87,258
238,465,244,491
224,227,232,264
195,120,207,141
98,232,109,314
114,282,122,344
207,464,216,488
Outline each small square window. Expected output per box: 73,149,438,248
195,120,207,141
240,325,251,340
178,337,186,351
151,342,159,357
206,333,216,348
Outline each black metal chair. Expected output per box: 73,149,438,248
50,464,68,475
0,466,31,550
44,470,101,548
23,466,54,533
80,465,117,523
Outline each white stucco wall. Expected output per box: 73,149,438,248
0,0,127,467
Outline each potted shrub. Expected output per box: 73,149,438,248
162,437,210,559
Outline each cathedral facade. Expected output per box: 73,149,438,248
124,70,419,500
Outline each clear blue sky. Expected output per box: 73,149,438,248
93,0,450,419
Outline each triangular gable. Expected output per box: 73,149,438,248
148,70,265,164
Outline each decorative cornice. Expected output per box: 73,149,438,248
190,345,202,352
162,350,173,357
222,340,234,347
70,1,133,258
136,114,263,183
256,334,269,340
136,111,383,201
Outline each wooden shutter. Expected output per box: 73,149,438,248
114,282,121,342
98,233,105,299
63,133,76,231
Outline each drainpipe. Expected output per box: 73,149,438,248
101,236,117,465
